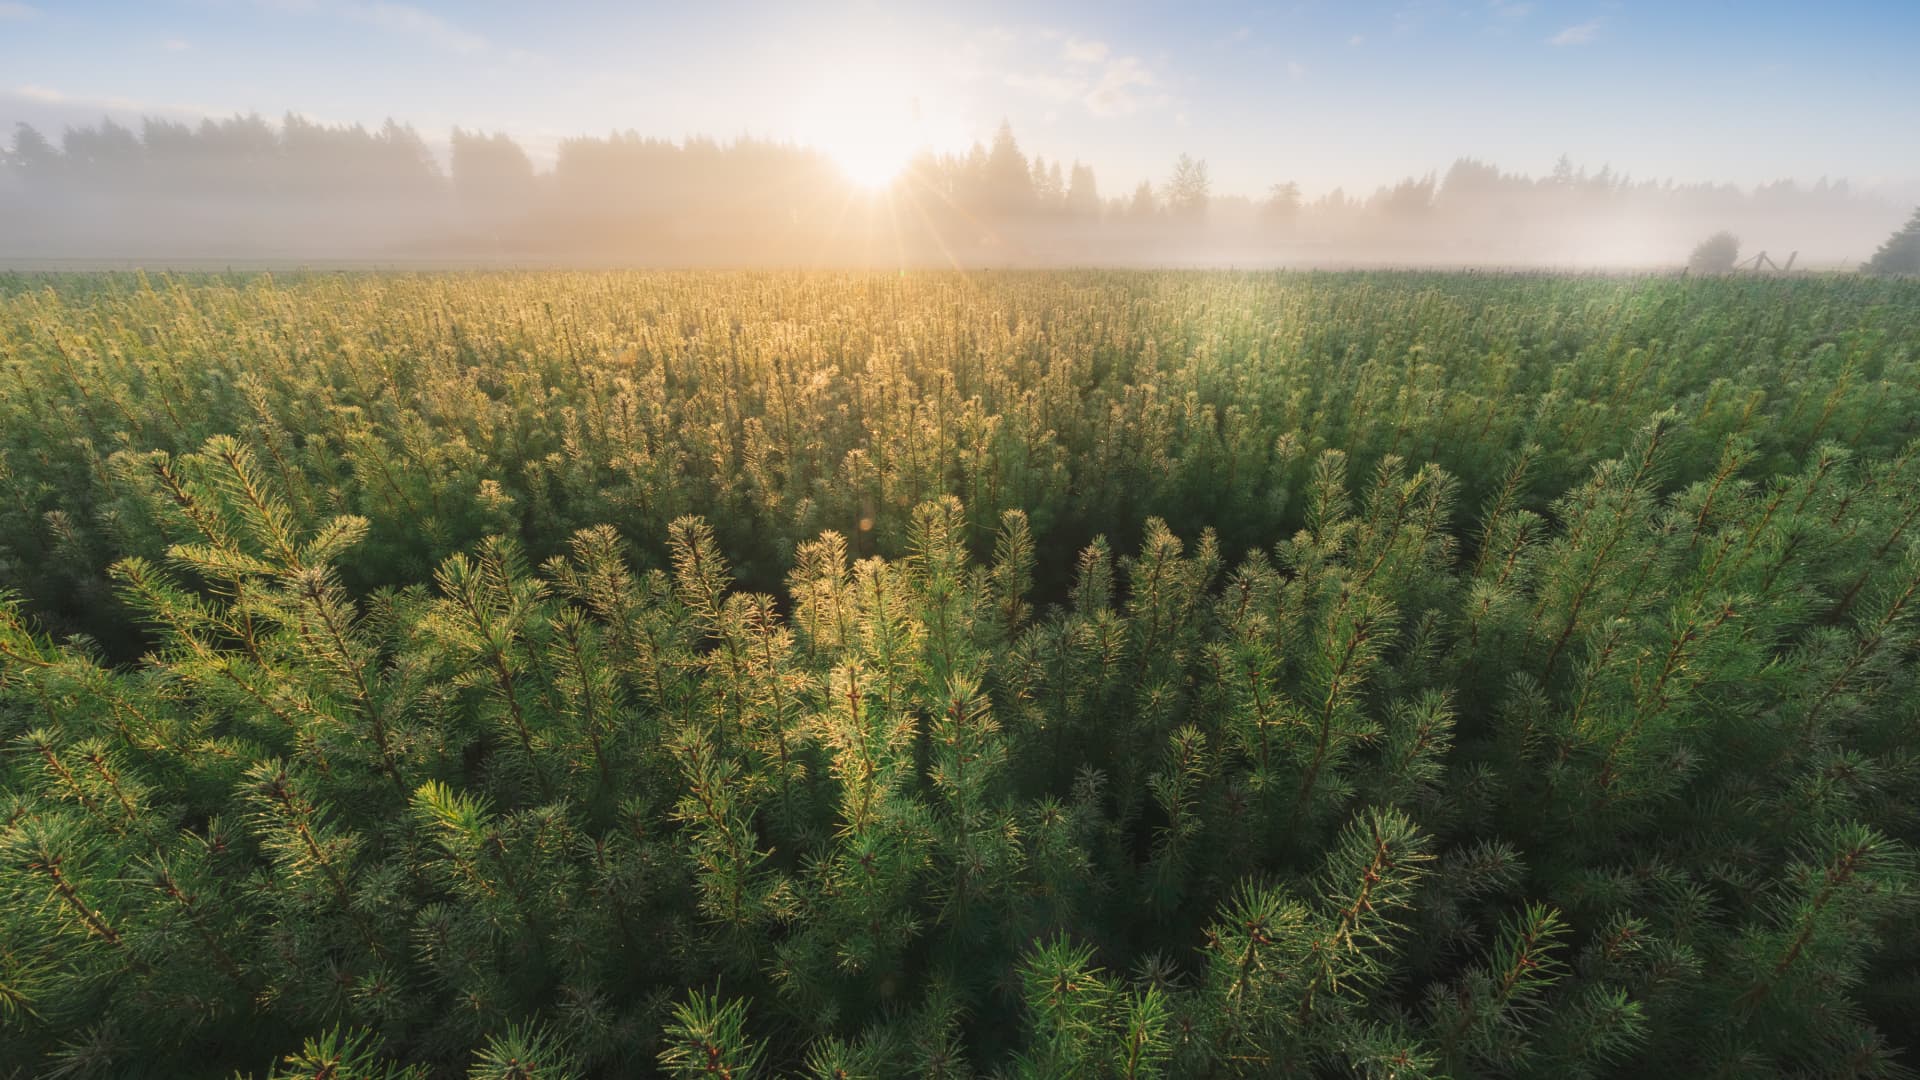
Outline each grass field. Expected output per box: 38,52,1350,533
3,270,1919,1077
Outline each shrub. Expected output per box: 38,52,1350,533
1687,230,1740,273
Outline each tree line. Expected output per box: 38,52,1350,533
0,114,1910,266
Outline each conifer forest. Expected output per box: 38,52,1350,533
3,269,1920,1078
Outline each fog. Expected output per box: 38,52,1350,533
0,114,1909,269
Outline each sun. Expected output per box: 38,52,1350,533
789,67,931,191
824,130,918,190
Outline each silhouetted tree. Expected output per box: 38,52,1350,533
61,117,141,174
1167,153,1209,222
983,120,1034,216
1262,181,1302,226
1030,155,1063,212
1126,179,1158,222
451,127,537,230
1065,161,1100,219
1438,158,1503,209
1689,230,1741,273
1862,207,1920,275
6,122,59,179
1374,173,1435,220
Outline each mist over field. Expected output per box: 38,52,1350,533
0,114,1909,267
9,4,1920,1078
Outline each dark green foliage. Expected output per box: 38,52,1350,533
1863,207,1920,276
1,271,1919,1076
1689,231,1741,274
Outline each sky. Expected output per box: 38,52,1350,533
3,0,1918,199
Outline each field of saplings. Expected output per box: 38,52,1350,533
2,270,1919,1078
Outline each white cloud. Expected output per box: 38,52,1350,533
1001,33,1168,119
349,1,487,53
1083,54,1160,117
1349,33,1366,46
1062,37,1109,64
162,37,191,52
1287,60,1308,82
253,0,488,55
1549,19,1603,45
1489,1,1535,18
6,83,225,118
974,24,1019,49
356,2,485,53
1003,71,1082,102
0,2,38,19
1393,0,1446,36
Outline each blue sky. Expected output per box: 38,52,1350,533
3,1,1917,198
